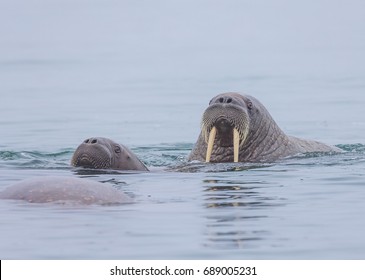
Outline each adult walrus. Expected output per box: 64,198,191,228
0,176,131,205
188,92,342,163
71,137,148,171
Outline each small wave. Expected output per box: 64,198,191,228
1,143,364,172
133,143,192,167
170,161,272,173
0,151,22,160
0,150,73,159
336,143,365,153
135,142,193,152
0,149,74,169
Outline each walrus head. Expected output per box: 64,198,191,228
71,137,149,171
201,93,252,162
71,137,119,169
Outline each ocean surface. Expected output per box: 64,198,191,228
1,0,365,259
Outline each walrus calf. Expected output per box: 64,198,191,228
188,92,341,163
0,176,131,205
71,137,148,171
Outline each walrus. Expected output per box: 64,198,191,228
71,137,148,171
0,176,131,205
188,92,342,163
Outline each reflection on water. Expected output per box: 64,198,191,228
202,178,285,208
202,177,285,250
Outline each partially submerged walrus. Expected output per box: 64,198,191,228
0,138,145,205
188,92,341,163
0,176,131,205
71,137,148,171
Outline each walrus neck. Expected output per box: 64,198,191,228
240,107,290,162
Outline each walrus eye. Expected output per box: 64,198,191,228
114,146,121,154
247,100,253,110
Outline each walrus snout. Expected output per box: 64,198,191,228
213,118,234,147
76,154,104,169
72,150,112,169
215,118,232,130
201,104,250,163
71,138,113,169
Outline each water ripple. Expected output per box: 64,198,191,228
0,149,73,169
1,143,364,172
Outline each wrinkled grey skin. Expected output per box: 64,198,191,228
0,176,131,205
188,92,342,163
71,137,148,171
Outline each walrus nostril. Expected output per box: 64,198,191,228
91,139,97,144
218,97,232,103
84,139,90,143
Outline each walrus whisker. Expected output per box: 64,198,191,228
206,126,217,162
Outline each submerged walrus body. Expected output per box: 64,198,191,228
0,176,131,205
188,92,341,163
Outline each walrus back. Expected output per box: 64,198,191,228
287,136,342,154
0,176,131,205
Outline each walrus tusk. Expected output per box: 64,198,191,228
206,127,217,162
233,128,239,162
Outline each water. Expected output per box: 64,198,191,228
1,0,365,259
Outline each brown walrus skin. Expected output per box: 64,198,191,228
188,92,342,163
